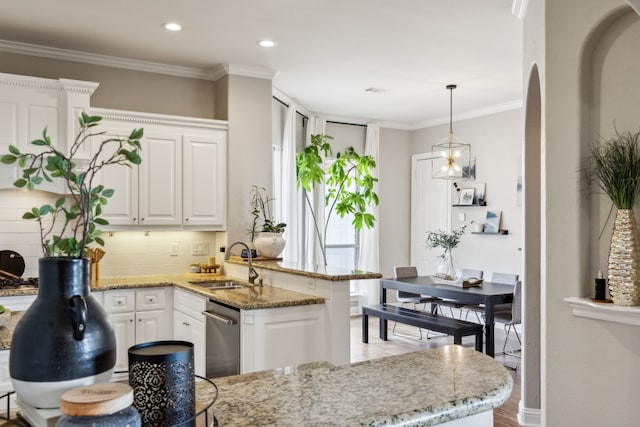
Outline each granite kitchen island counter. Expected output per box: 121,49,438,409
202,345,512,426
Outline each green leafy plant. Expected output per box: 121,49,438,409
0,113,143,258
588,129,640,209
296,134,378,265
247,185,286,241
425,226,466,252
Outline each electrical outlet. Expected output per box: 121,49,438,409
169,242,179,256
191,242,209,256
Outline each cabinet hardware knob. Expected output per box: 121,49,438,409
141,218,145,221
133,218,137,221
129,319,133,323
185,218,189,221
183,322,190,326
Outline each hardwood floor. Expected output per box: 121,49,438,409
351,314,522,427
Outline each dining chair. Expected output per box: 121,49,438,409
462,271,518,323
392,266,440,339
493,280,522,366
436,268,483,318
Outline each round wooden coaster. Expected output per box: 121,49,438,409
60,382,133,416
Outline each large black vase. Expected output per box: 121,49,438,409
9,258,116,408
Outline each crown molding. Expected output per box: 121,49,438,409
407,99,523,130
0,39,277,82
221,63,279,80
90,107,228,130
0,71,99,95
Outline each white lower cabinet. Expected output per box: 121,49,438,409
240,303,326,373
102,287,172,374
173,288,206,377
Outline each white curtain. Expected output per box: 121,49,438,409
304,116,327,268
358,123,380,305
280,104,301,262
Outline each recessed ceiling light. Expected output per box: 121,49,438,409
258,40,276,47
162,22,182,32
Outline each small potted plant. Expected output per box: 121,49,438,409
425,226,466,280
1,113,143,407
248,186,286,258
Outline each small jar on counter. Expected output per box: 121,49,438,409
56,383,141,427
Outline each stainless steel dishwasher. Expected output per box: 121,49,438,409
202,299,240,378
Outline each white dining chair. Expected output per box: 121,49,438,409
392,266,440,339
493,280,522,369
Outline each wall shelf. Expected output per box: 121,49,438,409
565,297,640,326
471,230,508,235
452,203,486,207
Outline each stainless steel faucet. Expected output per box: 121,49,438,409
224,241,259,285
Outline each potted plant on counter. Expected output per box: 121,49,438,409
0,113,143,408
248,185,287,258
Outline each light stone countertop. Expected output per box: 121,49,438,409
226,256,383,281
0,310,24,350
0,274,325,311
197,345,512,426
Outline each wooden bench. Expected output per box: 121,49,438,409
362,304,484,352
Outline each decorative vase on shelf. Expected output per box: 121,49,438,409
9,258,116,408
436,249,457,281
607,209,640,306
254,232,286,258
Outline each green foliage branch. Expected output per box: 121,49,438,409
425,226,466,253
1,113,143,258
296,134,379,265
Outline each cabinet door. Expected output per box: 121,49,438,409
110,312,135,373
173,310,206,377
0,88,64,193
94,125,139,225
183,133,226,228
135,309,170,343
138,133,182,225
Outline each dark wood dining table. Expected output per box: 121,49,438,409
380,276,514,357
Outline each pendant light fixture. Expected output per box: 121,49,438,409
432,84,472,180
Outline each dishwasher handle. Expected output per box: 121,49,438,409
202,310,237,326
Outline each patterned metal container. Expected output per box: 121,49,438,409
607,209,640,306
128,341,195,427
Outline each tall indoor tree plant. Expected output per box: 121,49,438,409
588,128,640,306
296,134,378,266
0,113,143,407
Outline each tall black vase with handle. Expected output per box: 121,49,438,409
9,258,116,409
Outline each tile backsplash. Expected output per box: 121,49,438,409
0,189,220,278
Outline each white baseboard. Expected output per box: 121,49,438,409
518,400,541,426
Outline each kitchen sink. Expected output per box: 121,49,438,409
189,280,244,290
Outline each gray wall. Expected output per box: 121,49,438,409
411,109,524,277
0,52,216,118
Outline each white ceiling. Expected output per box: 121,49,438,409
0,0,523,129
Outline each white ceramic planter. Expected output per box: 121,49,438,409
254,232,286,258
472,223,484,233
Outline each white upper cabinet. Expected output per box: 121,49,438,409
91,108,227,230
139,132,182,225
0,72,98,193
183,133,226,228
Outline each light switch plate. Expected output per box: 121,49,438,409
169,242,179,256
191,242,209,255
458,213,466,221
